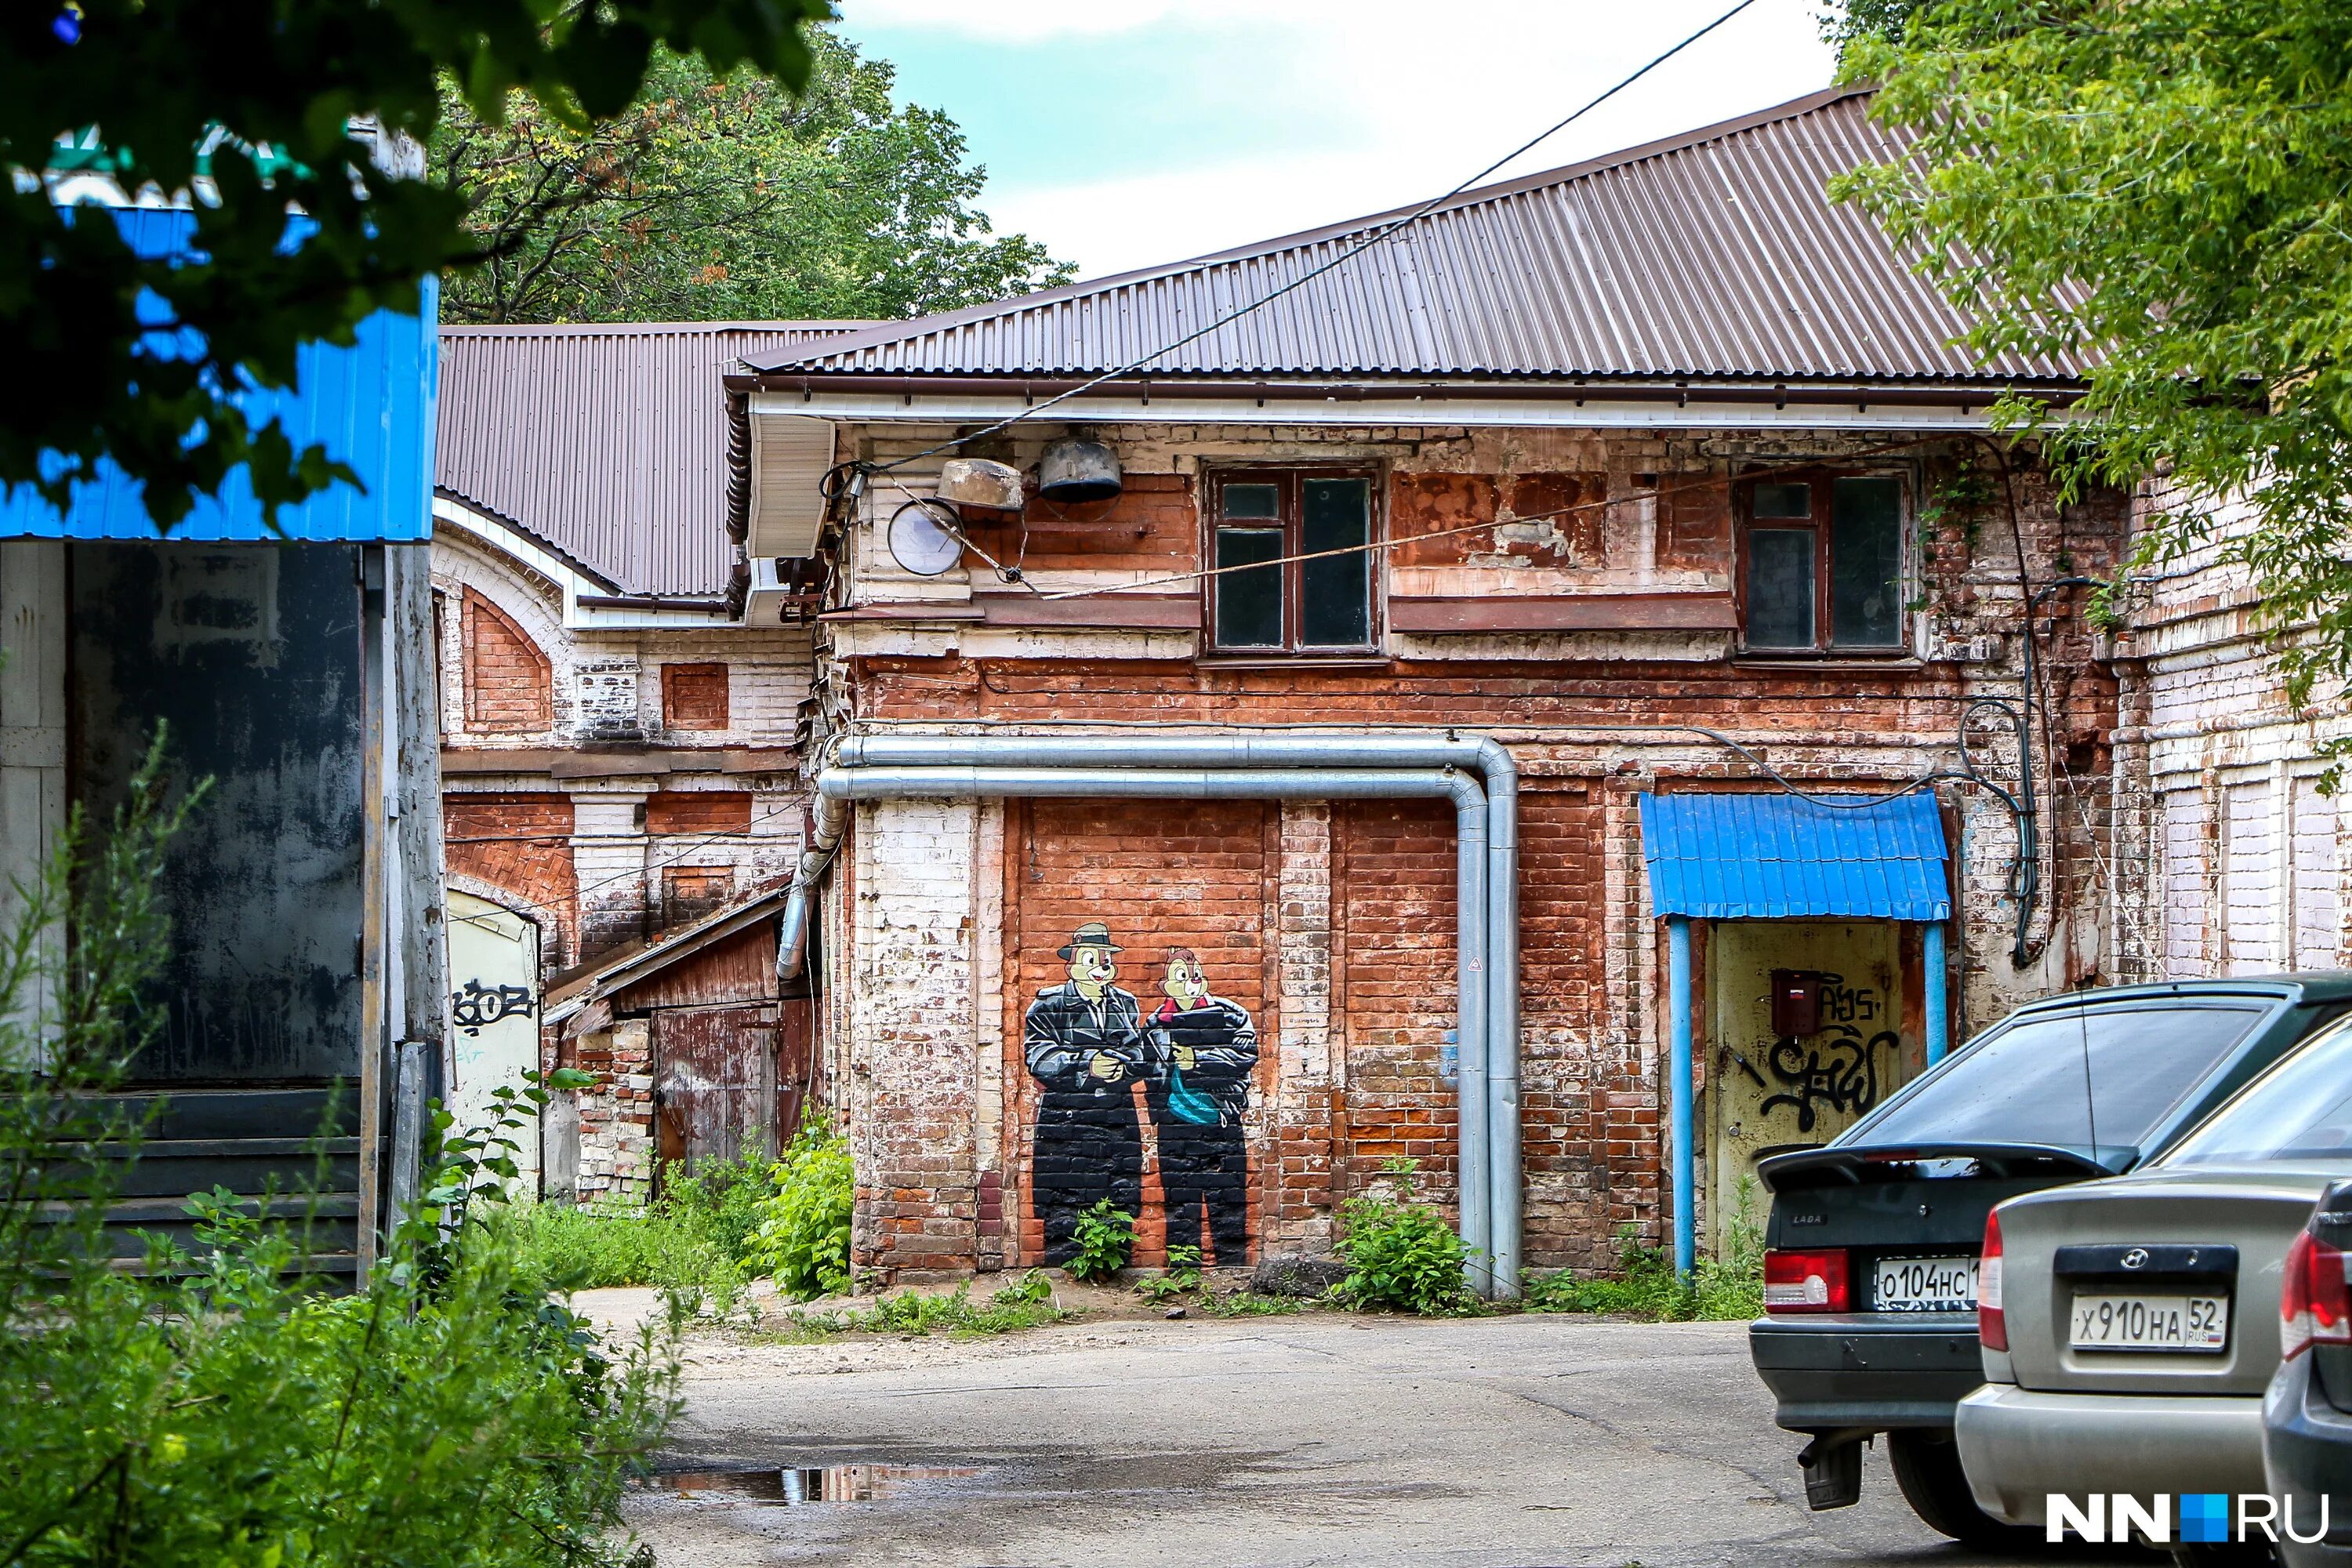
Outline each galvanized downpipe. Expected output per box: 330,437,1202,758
815,761,1492,1292
797,731,1523,1298
776,788,847,984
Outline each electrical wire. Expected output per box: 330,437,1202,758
873,433,1955,604
855,0,1763,480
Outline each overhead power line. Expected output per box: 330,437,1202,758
863,0,1764,478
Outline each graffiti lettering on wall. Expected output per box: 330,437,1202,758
1023,923,1259,1266
1759,975,1893,1134
451,978,536,1036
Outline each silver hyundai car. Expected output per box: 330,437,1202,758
1955,1012,2352,1562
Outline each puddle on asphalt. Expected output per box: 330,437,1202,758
652,1464,980,1505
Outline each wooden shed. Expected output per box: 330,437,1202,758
542,887,815,1199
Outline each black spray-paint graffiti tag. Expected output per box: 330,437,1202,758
1762,1024,1898,1134
451,978,536,1036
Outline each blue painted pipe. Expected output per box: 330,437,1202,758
1668,916,1694,1279
1924,920,1950,1065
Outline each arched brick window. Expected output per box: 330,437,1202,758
461,587,554,733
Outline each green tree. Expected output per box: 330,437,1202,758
0,0,826,529
437,31,1073,324
1835,0,2352,710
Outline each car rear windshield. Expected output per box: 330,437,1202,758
1853,1003,2265,1154
2161,1017,2352,1167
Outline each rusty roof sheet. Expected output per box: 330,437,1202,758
748,89,2078,388
437,321,869,596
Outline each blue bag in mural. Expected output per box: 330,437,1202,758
1163,1064,1221,1127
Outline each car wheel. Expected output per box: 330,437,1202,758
1886,1430,2040,1551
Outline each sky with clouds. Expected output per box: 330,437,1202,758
833,0,1842,284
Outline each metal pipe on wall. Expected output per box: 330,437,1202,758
1923,921,1950,1065
1668,915,1695,1279
826,730,1523,1297
812,757,1506,1294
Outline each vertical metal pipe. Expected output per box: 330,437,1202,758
1668,915,1695,1280
1924,920,1950,1065
1478,742,1522,1298
1454,794,1490,1298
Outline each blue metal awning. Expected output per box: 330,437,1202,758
0,206,435,544
1638,790,1951,921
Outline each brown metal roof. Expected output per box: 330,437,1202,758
437,321,870,596
747,89,2079,389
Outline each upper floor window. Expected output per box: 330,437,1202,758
1209,469,1377,653
1739,474,1906,654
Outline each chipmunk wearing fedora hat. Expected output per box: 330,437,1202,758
1024,921,1147,1264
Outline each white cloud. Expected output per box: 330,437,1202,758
965,0,1841,278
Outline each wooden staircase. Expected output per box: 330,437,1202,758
41,1087,368,1280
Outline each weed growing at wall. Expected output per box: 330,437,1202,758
778,1273,1068,1338
1523,1181,1766,1322
1065,1200,1135,1283
746,1118,854,1299
0,738,679,1568
1334,1167,1473,1316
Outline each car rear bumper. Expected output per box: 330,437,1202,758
1955,1383,2267,1526
1748,1313,1985,1432
2264,1354,2352,1568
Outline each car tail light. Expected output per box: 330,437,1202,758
1978,1210,2007,1352
1764,1248,1849,1313
2281,1228,2351,1360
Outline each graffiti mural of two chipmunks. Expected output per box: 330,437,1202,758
1023,922,1259,1265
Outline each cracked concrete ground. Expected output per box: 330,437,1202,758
619,1310,2137,1568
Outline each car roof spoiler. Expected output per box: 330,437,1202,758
1758,1141,2119,1192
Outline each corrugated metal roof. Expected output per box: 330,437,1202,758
0,208,437,543
436,321,869,595
1638,790,1951,921
748,88,2079,388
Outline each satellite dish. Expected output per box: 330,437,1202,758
886,499,965,576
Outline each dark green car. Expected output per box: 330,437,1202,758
1748,975,2352,1547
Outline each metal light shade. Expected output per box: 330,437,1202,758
1037,437,1123,504
935,457,1025,514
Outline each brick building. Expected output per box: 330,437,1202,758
731,89,2128,1292
2107,481,2352,982
431,321,858,1198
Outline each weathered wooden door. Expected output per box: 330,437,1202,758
653,1004,777,1174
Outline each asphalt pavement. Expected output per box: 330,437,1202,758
612,1303,2143,1568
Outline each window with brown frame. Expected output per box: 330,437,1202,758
1207,468,1378,652
1737,473,1907,654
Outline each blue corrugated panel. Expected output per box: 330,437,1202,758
1637,791,1951,921
0,207,436,543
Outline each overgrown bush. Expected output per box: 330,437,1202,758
0,735,679,1568
505,1120,855,1308
746,1116,854,1299
1334,1165,1472,1315
1065,1199,1134,1283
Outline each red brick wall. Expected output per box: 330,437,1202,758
445,793,575,964
662,662,729,731
1518,785,1616,1270
1334,800,1460,1196
1004,798,1273,1269
645,790,753,836
460,588,553,733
